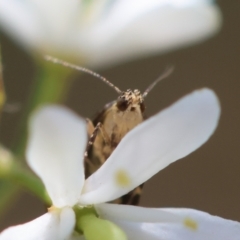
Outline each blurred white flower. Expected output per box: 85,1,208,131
1,88,238,240
0,0,221,67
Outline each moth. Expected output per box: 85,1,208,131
45,55,173,205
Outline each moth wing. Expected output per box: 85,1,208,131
92,101,116,125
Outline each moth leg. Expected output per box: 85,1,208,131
96,122,111,146
85,119,111,159
86,122,109,153
85,118,95,158
86,118,95,136
84,119,99,177
85,119,112,178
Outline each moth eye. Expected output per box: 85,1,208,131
140,102,145,113
117,98,129,111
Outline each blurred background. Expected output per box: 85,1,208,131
0,0,240,230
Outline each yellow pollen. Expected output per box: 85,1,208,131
48,206,61,213
184,217,198,230
115,169,131,187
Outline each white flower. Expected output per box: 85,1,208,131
1,88,239,240
96,204,240,240
0,0,221,67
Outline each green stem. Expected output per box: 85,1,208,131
8,164,50,204
0,45,6,112
0,58,74,212
0,45,18,220
0,146,50,204
0,181,19,221
14,59,73,157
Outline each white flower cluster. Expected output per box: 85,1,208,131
1,89,240,240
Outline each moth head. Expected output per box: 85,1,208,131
117,89,145,113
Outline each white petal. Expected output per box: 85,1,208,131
79,89,220,204
0,207,75,240
27,106,87,208
0,0,40,50
30,0,83,54
84,0,222,67
0,0,221,67
0,0,83,55
96,204,178,223
58,207,76,238
96,204,240,240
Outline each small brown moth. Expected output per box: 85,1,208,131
45,55,173,205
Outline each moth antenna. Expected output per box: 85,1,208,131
142,66,174,98
44,55,122,94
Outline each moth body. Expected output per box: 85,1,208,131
86,89,146,205
93,89,145,162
